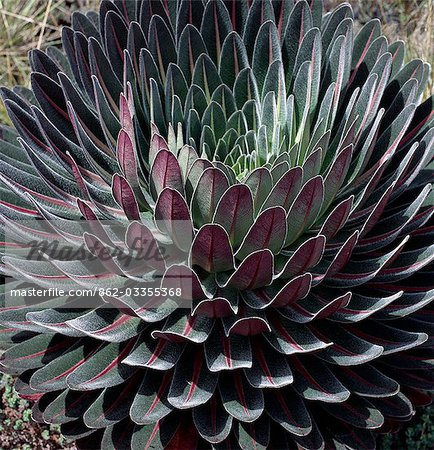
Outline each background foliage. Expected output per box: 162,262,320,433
0,0,432,449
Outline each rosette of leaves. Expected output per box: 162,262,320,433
0,0,433,449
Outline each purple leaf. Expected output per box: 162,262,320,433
222,306,271,336
112,174,140,220
242,273,312,310
236,206,287,259
285,176,324,245
313,231,359,283
213,184,254,247
77,199,113,245
262,166,303,212
277,235,325,278
223,249,274,290
191,224,234,272
244,167,273,213
192,296,238,318
125,221,165,272
162,264,208,302
191,167,230,226
269,273,312,308
119,92,134,136
186,158,214,198
302,147,323,182
149,131,170,167
117,129,139,186
150,149,184,199
154,187,193,252
319,196,354,240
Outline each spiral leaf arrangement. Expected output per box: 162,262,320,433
0,1,433,449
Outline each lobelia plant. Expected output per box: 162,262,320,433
0,0,433,449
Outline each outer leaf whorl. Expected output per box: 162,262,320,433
0,1,433,449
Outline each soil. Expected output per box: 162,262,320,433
0,372,76,449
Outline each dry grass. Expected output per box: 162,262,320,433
382,0,434,97
0,0,98,124
0,0,433,124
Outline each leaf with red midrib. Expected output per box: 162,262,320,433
130,370,174,425
1,334,74,371
285,176,324,246
150,149,184,199
291,355,350,403
168,348,218,409
224,249,274,290
235,415,270,450
244,337,293,388
277,235,325,279
266,387,312,436
193,395,233,444
83,372,142,428
112,174,140,220
66,338,138,391
236,206,286,259
191,224,234,273
131,413,181,450
123,334,185,370
219,371,264,422
204,325,252,372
